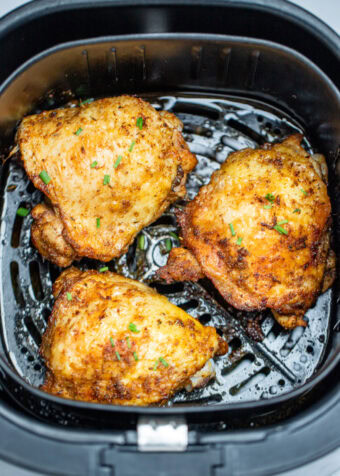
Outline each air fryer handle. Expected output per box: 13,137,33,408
101,446,223,476
100,417,222,475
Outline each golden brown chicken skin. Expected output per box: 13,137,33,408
158,135,335,329
40,268,227,406
16,96,197,267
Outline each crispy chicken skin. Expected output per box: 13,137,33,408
158,135,335,329
31,204,79,267
158,247,204,283
40,268,227,405
16,96,197,267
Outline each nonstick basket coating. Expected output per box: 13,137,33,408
0,35,338,425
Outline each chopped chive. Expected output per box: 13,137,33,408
153,360,159,370
229,223,236,236
236,237,243,246
115,350,121,361
273,225,288,235
159,357,169,367
103,174,110,185
79,98,93,106
96,217,100,228
126,336,131,349
169,231,179,240
128,322,140,333
74,127,83,136
301,188,308,196
110,337,115,347
16,207,30,217
99,266,109,272
265,193,275,203
263,204,272,210
277,219,288,225
114,155,122,168
136,117,143,130
293,208,301,213
129,140,136,152
133,352,139,361
66,292,72,301
39,170,51,185
165,238,172,253
138,234,146,250
90,161,98,168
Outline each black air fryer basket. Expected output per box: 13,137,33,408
0,1,339,475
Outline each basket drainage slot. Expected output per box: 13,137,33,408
11,214,23,248
10,261,25,307
29,261,44,300
227,118,265,145
150,282,185,295
177,299,199,311
221,353,255,376
24,314,42,348
229,366,271,396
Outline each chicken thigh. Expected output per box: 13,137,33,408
158,135,335,329
40,268,227,405
16,96,197,266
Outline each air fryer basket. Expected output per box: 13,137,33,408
0,93,331,404
0,34,338,427
0,1,338,475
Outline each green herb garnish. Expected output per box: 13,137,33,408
74,127,83,136
126,336,131,349
301,188,308,196
273,225,288,235
90,161,98,168
277,219,288,225
229,223,236,236
16,207,30,217
114,155,122,168
99,266,109,272
39,170,51,185
265,193,275,203
128,322,140,333
133,352,139,361
79,98,93,106
169,231,179,240
110,337,115,347
263,204,272,210
138,234,146,250
165,238,172,253
159,357,169,368
103,174,110,185
66,292,72,301
153,360,159,370
236,237,243,246
129,140,136,152
136,117,143,130
115,351,121,361
96,217,100,228
293,208,301,213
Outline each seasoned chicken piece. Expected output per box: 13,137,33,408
40,268,227,405
158,247,204,283
16,96,197,267
158,135,335,329
31,203,79,267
